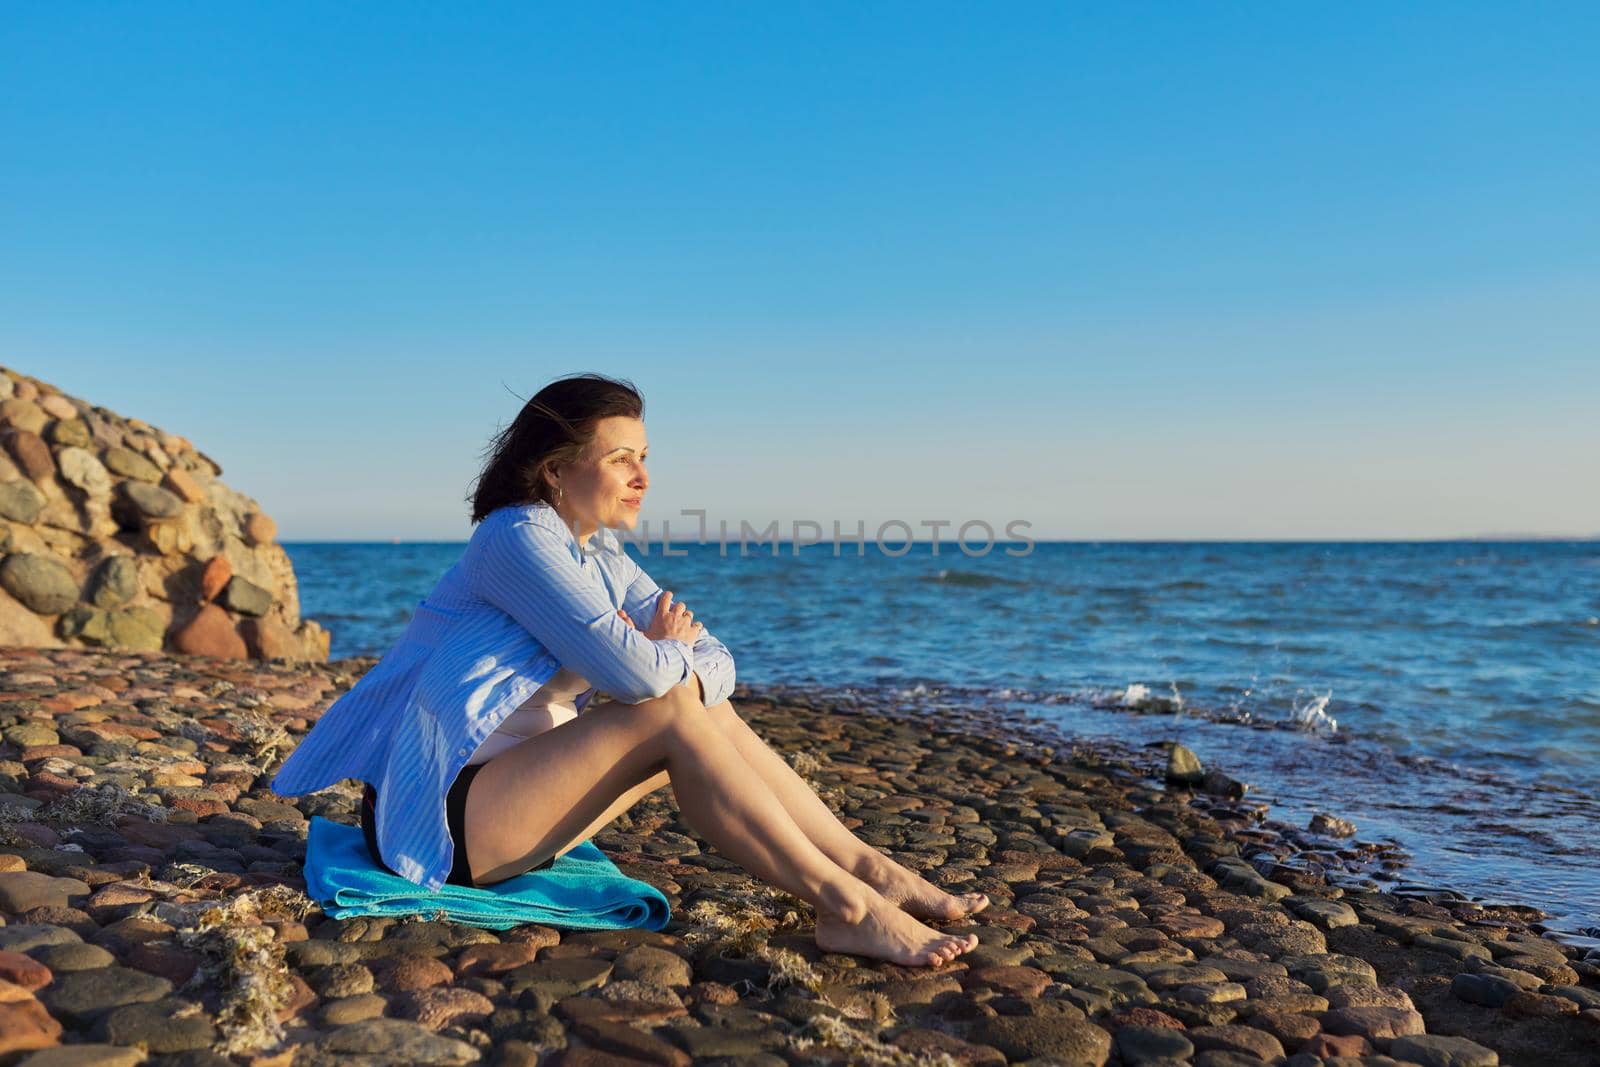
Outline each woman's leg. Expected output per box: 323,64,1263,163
463,683,977,966
701,699,988,920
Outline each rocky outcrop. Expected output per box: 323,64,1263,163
0,366,329,661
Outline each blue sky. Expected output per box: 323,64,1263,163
3,3,1596,539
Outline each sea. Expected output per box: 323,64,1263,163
284,538,1600,941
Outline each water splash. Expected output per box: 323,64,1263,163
1292,690,1339,733
1120,683,1152,708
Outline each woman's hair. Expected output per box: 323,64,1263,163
469,374,644,523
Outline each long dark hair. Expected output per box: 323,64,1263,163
469,374,644,524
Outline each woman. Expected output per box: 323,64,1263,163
273,374,985,966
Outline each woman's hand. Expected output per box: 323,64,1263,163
618,604,706,700
618,590,704,645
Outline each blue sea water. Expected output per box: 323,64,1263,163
285,539,1600,937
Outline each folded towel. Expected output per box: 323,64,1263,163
302,816,671,931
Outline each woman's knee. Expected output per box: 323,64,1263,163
629,682,706,731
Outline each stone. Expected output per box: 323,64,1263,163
1321,1005,1426,1039
38,965,171,1025
0,482,45,524
198,555,231,602
0,998,63,1056
311,962,374,998
161,468,204,504
1188,1024,1285,1060
502,957,613,997
1234,920,1326,956
1390,1033,1500,1067
16,1045,148,1066
610,945,692,988
964,1015,1113,1065
96,998,218,1052
0,553,78,615
1300,1032,1370,1057
106,606,165,651
1166,744,1203,785
101,448,161,484
244,512,276,545
56,448,112,498
119,481,184,519
1450,972,1521,1007
571,1018,691,1066
221,575,272,616
32,942,114,972
396,986,495,1030
892,1027,1008,1067
966,964,1052,997
317,1018,481,1064
1504,990,1579,1017
0,872,90,914
0,589,59,647
172,603,246,659
86,556,139,608
1289,897,1358,929
378,954,455,992
45,420,91,449
0,926,82,954
1115,1024,1195,1064
4,432,55,481
321,992,386,1025
0,951,52,992
38,395,78,420
60,606,112,644
0,401,48,434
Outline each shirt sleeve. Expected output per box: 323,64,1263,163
471,516,696,703
620,555,738,707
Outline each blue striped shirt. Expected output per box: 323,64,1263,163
271,502,736,889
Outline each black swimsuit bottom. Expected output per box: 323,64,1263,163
360,763,555,887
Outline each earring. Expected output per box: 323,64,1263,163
556,484,564,504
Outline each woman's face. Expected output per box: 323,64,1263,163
550,415,649,540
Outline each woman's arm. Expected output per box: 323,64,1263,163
470,516,696,702
621,561,737,706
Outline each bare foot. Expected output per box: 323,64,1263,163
861,857,990,921
816,890,979,967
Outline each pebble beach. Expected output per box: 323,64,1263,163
0,645,1594,1067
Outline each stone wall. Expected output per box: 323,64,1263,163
0,366,329,661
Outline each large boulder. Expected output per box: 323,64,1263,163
0,366,329,661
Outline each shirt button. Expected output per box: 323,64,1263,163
457,747,468,757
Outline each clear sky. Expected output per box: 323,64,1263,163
3,3,1596,540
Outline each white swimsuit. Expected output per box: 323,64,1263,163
465,666,594,766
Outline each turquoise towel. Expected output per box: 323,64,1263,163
301,816,671,931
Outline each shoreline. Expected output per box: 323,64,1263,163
0,646,1592,1064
